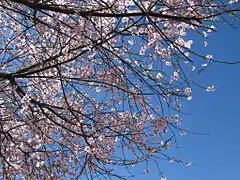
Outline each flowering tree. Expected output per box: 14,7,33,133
0,0,239,179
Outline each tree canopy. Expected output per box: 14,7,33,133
0,0,239,179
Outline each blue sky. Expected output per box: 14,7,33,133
127,20,240,180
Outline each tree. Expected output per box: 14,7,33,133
0,0,239,179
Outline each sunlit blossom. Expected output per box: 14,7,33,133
184,88,192,95
156,72,163,80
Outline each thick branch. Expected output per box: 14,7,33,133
10,0,201,22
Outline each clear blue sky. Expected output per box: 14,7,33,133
125,22,240,180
